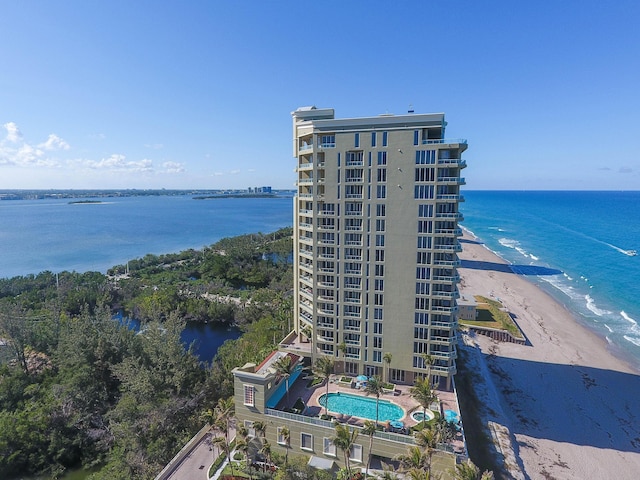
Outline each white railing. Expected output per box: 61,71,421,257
422,138,467,145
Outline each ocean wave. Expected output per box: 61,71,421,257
623,335,640,347
488,227,506,232
460,225,477,238
563,273,573,281
498,237,539,260
585,295,612,317
621,311,637,326
603,323,613,333
539,275,583,301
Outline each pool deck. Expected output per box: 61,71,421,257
274,373,465,454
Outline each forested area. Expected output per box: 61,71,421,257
0,228,293,479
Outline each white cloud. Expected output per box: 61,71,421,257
79,154,154,172
162,161,185,173
144,143,164,150
39,134,70,151
0,122,69,168
229,169,241,175
213,172,224,176
3,122,23,142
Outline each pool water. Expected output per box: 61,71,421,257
411,410,435,422
319,392,404,422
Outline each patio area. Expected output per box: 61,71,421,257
270,369,466,454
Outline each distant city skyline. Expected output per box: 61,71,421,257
1,1,639,191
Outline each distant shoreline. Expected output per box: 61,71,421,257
0,189,295,201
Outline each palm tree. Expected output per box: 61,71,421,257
452,461,494,480
395,446,429,472
259,441,272,472
280,426,291,466
414,428,438,473
421,353,434,382
273,354,297,404
314,356,335,416
301,324,314,364
253,420,266,439
363,376,385,426
211,397,235,477
362,420,377,479
331,423,359,478
337,341,347,366
407,467,433,480
409,377,437,428
235,438,250,477
383,352,393,383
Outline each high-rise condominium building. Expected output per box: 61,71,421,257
289,107,467,389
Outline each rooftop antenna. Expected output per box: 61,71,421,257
408,104,414,113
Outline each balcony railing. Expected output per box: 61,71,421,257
422,138,467,145
299,144,313,152
437,158,466,167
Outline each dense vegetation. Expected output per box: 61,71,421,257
0,228,294,479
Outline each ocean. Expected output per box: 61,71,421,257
1,191,639,370
460,191,640,370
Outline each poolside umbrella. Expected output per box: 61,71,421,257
356,375,368,382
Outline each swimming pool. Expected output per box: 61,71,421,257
318,392,404,422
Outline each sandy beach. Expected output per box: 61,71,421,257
457,232,640,479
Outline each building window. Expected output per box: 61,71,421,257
417,236,432,249
415,312,429,324
414,130,419,146
321,135,336,148
244,420,256,437
301,432,313,451
414,185,434,199
375,249,385,262
374,279,384,291
375,264,384,276
374,293,384,306
375,235,385,247
382,131,388,147
243,385,254,407
373,351,382,363
418,204,434,218
323,437,337,456
418,220,433,233
416,267,431,279
417,252,431,264
374,322,383,334
415,167,435,182
376,185,386,199
416,282,430,295
377,168,387,182
376,204,385,216
350,444,363,462
377,151,387,165
390,368,405,383
355,133,360,148
371,132,376,147
416,150,436,164
374,308,383,321
376,219,385,232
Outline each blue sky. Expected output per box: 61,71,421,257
1,1,638,190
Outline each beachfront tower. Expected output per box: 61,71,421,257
284,107,467,390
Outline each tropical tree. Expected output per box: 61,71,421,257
213,435,235,477
280,426,291,466
363,376,385,426
409,378,437,428
383,352,392,383
452,461,494,480
253,420,267,439
300,324,314,365
395,446,429,473
421,353,434,382
414,428,438,473
331,423,359,478
212,397,236,477
259,441,272,472
362,420,377,479
273,355,297,404
314,356,335,416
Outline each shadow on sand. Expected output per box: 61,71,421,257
460,259,562,276
482,354,640,453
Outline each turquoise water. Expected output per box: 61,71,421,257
319,392,404,421
460,191,640,370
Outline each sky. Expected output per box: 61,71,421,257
1,1,639,191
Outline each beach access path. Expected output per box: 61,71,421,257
457,232,640,480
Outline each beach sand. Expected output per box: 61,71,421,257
457,232,640,479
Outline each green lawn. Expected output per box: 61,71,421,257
459,296,523,339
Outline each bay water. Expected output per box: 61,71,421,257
1,191,639,369
460,190,640,370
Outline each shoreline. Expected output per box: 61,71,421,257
460,226,640,374
457,230,640,479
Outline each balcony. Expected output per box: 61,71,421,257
432,275,460,283
345,160,364,166
434,228,463,236
433,244,462,253
422,138,467,145
430,336,456,346
434,260,461,267
345,177,364,183
431,305,458,314
317,224,335,231
298,263,313,274
437,158,466,167
316,280,334,288
430,350,458,360
299,274,313,286
298,162,313,170
298,178,313,186
299,143,314,152
436,194,464,202
345,210,363,216
437,177,466,185
299,250,313,259
432,291,460,300
435,212,463,220
431,320,456,329
317,253,335,260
